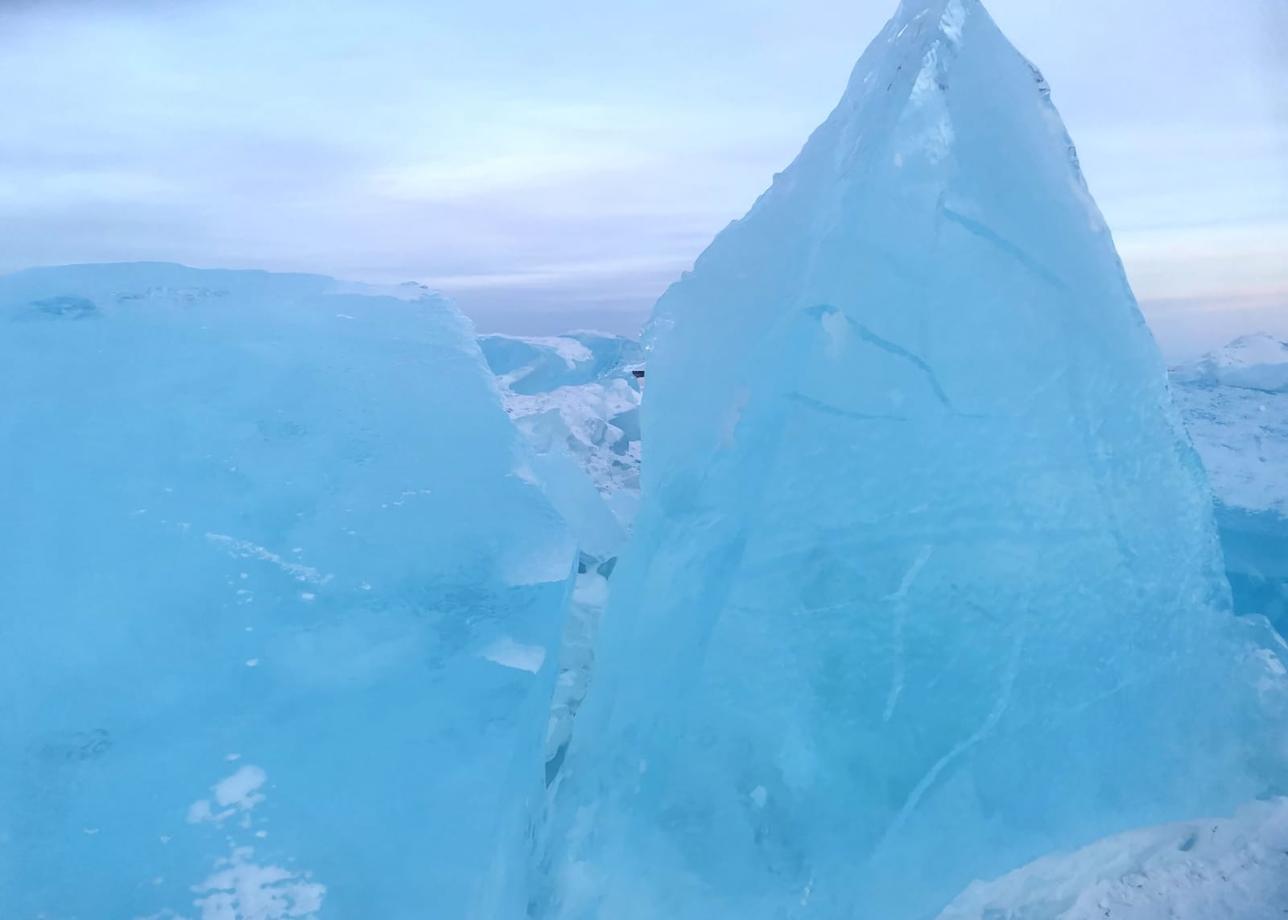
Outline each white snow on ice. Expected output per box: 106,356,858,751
937,798,1288,919
1172,333,1288,516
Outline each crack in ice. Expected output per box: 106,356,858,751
940,205,1067,290
883,545,935,721
882,625,1026,843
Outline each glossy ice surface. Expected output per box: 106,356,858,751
538,2,1288,918
0,263,575,918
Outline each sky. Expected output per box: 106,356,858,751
1,0,1285,359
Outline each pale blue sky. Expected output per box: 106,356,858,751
1,0,1284,357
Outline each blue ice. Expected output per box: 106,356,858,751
537,2,1288,917
0,263,575,918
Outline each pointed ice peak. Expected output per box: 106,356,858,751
790,0,1079,207
841,0,974,99
545,1,1285,917
892,0,973,43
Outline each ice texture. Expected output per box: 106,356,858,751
936,798,1288,920
1172,334,1288,633
0,263,575,918
539,2,1288,918
478,334,644,786
480,332,643,398
482,333,644,533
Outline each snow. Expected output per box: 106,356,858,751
0,261,574,918
213,766,268,811
4,5,1288,919
192,847,326,920
937,799,1288,920
1175,332,1288,394
480,331,642,397
481,332,644,535
186,766,267,825
476,334,645,780
1172,334,1288,518
537,2,1288,918
1172,334,1288,633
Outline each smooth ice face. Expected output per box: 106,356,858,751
0,263,575,918
540,2,1287,918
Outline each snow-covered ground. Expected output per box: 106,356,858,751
1172,333,1288,634
937,798,1288,920
1172,333,1288,519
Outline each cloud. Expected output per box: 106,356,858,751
1,0,1283,352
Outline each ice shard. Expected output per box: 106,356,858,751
0,263,575,918
481,332,645,554
539,2,1287,918
477,334,645,784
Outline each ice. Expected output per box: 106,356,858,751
1172,334,1288,519
480,332,642,398
936,798,1288,920
482,332,644,533
543,557,615,784
538,2,1288,918
1175,333,1288,397
0,262,576,918
1173,334,1288,633
478,333,644,785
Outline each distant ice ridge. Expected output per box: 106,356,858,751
537,1,1288,918
0,262,576,918
1172,333,1288,518
481,333,644,534
1175,333,1288,398
1172,333,1288,633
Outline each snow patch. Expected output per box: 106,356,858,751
187,766,267,825
936,799,1288,919
192,846,325,920
205,534,332,586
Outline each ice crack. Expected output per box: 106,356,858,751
940,206,1067,290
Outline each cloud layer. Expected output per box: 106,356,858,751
2,0,1284,350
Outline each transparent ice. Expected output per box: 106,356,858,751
538,2,1288,918
477,334,646,790
0,263,575,919
482,332,644,538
